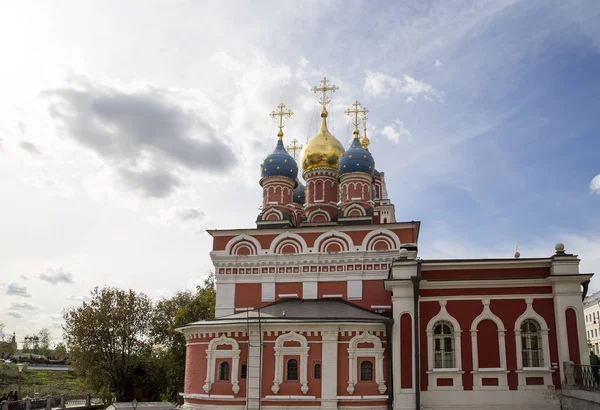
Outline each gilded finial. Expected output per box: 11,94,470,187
360,114,370,150
344,101,368,137
287,138,303,161
514,243,520,259
270,103,293,140
311,77,339,116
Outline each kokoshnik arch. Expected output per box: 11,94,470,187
177,77,592,410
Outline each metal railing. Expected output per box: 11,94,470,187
0,394,102,410
566,363,600,391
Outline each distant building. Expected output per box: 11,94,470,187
583,291,600,353
0,333,17,358
178,78,593,410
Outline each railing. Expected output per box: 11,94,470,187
0,394,102,410
564,362,600,391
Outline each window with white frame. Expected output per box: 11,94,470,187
360,360,373,381
521,319,543,367
433,320,455,369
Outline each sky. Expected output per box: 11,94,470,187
0,0,599,345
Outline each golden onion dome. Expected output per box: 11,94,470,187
300,109,345,174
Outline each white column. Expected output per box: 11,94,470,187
321,329,338,409
247,329,262,410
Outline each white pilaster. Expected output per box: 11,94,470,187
321,329,338,409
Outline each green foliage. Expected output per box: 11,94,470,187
146,274,216,403
54,343,67,361
63,287,153,401
0,363,88,397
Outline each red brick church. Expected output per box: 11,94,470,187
178,78,592,410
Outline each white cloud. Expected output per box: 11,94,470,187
381,120,413,143
39,267,74,285
434,59,443,68
591,174,600,194
363,70,443,101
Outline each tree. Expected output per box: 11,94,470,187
38,328,51,357
63,287,153,401
54,342,67,361
148,274,216,402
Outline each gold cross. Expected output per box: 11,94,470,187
270,103,293,139
286,138,303,161
360,114,371,150
344,101,368,132
311,77,339,109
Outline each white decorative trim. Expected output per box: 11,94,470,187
269,232,308,254
347,332,386,395
513,298,553,389
262,207,284,221
344,203,367,217
470,299,508,390
314,231,354,253
426,300,463,390
225,234,262,256
272,331,310,395
307,209,331,223
362,228,401,251
203,334,241,394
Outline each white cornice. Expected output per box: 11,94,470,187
420,278,551,289
217,270,389,283
206,221,418,237
421,259,552,270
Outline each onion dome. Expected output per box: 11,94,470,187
339,131,375,175
300,109,345,173
292,180,306,205
260,139,298,181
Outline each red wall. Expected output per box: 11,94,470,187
566,308,581,364
477,320,500,368
400,313,413,388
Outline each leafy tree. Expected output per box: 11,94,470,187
54,342,67,361
38,328,51,357
148,274,215,403
21,336,31,353
63,287,153,401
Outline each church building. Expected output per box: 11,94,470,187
178,78,592,410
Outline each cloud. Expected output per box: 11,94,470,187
434,59,443,68
591,174,600,194
42,75,237,197
7,312,23,319
363,70,443,101
10,302,36,311
67,294,91,303
19,141,41,155
118,166,182,198
177,207,206,221
381,120,413,143
4,283,31,297
39,267,74,285
20,275,28,281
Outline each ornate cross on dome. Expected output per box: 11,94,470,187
270,103,293,139
361,114,371,150
344,100,369,132
311,77,339,110
286,138,303,161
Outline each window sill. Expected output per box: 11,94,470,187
516,368,554,373
427,368,463,374
471,368,508,373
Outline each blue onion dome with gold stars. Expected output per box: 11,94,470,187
260,138,298,181
292,179,306,205
338,131,375,175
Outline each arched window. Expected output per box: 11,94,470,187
218,361,230,381
313,363,321,379
240,364,247,379
286,359,298,380
521,319,543,367
433,320,455,369
360,360,373,381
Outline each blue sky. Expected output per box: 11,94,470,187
0,0,599,342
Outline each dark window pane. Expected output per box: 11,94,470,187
240,364,247,379
218,361,230,381
314,363,321,379
360,361,373,381
287,359,298,380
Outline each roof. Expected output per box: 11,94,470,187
182,299,391,328
584,291,600,308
